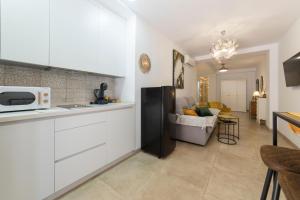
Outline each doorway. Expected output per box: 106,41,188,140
221,80,247,112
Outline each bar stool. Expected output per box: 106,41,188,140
260,145,300,200
278,171,300,200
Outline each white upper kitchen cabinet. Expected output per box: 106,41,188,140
0,119,55,200
99,6,127,77
50,0,102,73
50,0,127,76
0,0,50,65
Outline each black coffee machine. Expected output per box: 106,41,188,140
94,82,108,104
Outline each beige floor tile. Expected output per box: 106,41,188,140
215,152,267,187
58,179,123,200
127,151,166,171
57,112,293,200
204,168,264,200
98,159,154,198
162,156,213,190
170,141,218,166
133,174,204,200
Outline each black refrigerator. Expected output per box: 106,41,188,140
141,86,176,158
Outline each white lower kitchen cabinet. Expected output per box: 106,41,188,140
54,112,109,192
0,105,135,199
55,122,108,161
107,108,136,163
55,144,107,191
54,107,135,191
0,120,55,200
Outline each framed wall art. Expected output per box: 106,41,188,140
173,49,185,89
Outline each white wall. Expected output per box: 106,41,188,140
115,15,136,103
266,44,279,129
278,18,300,147
135,17,197,148
208,74,217,101
255,56,269,93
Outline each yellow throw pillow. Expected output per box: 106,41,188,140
208,102,221,109
191,105,197,110
288,112,300,134
183,109,198,116
289,124,300,134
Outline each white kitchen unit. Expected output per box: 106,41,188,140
54,111,109,191
50,0,101,73
54,107,135,191
0,104,135,200
257,97,267,124
55,122,107,161
0,119,55,200
54,107,135,192
0,0,128,77
50,0,127,77
0,0,50,65
55,143,107,191
99,7,127,77
107,108,135,163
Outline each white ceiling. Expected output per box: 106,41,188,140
123,0,300,56
195,52,268,74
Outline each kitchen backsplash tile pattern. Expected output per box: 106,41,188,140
0,64,115,106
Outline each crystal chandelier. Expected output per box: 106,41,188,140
211,30,238,62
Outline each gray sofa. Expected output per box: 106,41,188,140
174,97,219,146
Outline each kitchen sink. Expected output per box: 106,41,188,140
57,104,92,109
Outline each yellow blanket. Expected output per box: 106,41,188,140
288,112,300,134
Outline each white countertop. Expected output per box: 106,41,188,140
0,103,135,124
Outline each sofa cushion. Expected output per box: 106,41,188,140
196,107,214,117
209,108,221,116
176,115,217,128
183,109,198,116
208,101,223,110
208,101,232,113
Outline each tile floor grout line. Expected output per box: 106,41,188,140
98,180,124,200
201,146,219,198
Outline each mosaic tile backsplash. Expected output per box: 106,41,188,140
0,64,115,106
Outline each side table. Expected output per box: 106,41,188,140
218,114,240,140
217,120,237,145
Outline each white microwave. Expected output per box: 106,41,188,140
0,86,51,113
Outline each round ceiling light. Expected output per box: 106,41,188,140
219,63,229,73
